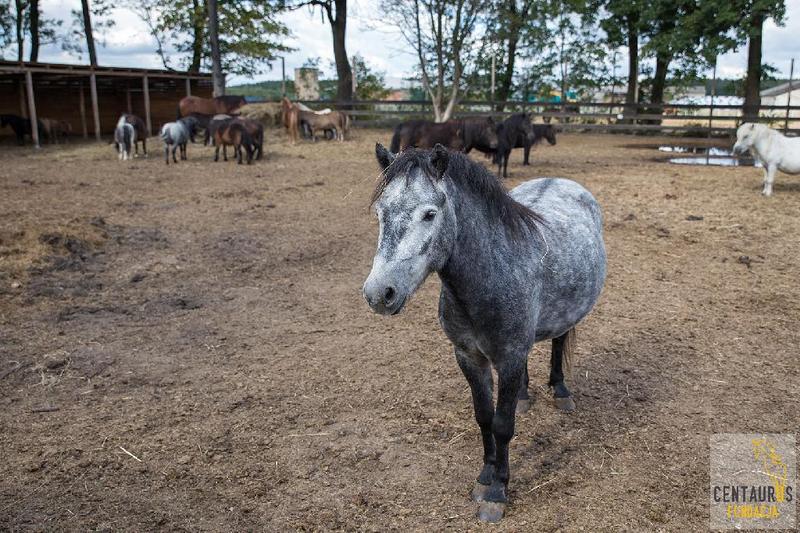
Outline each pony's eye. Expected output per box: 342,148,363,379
423,210,437,222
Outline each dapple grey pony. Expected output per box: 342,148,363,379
160,117,199,165
363,144,606,522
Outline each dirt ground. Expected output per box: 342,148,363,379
1,130,798,532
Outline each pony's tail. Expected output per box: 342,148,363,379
389,123,402,153
562,327,576,378
116,115,127,130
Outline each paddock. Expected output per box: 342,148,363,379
0,132,798,530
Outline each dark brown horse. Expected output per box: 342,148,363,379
179,95,247,118
390,118,498,154
234,117,264,160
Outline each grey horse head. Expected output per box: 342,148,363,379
363,143,457,315
732,122,759,155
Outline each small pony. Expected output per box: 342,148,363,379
733,123,800,196
160,117,199,164
114,116,136,160
212,118,254,165
1,114,44,145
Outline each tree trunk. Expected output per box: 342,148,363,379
29,0,39,62
495,35,518,111
81,0,98,67
623,17,639,122
742,11,764,122
207,0,224,96
650,51,670,104
15,0,24,62
189,0,205,72
329,0,353,105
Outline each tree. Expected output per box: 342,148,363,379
152,0,290,77
739,0,785,121
599,0,647,113
64,0,114,66
289,0,353,104
352,54,390,100
382,0,483,122
207,0,224,95
15,0,24,62
29,0,38,61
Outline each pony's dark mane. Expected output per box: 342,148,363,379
372,148,544,238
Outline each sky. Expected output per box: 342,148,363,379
15,0,800,87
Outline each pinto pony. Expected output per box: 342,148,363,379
287,107,348,143
178,95,247,119
732,122,800,196
113,116,136,160
124,114,148,156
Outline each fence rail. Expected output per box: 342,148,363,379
281,99,800,136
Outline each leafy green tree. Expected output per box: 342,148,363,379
352,54,390,100
137,0,290,77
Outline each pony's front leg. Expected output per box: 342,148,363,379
455,350,496,497
478,358,524,522
763,164,776,196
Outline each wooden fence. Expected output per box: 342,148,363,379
286,99,800,136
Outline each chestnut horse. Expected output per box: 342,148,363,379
179,95,247,118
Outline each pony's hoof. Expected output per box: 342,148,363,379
471,483,489,502
477,501,505,523
554,396,576,412
516,398,531,414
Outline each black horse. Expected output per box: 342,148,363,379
494,113,534,178
1,114,44,146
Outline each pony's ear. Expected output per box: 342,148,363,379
430,144,449,180
375,143,395,170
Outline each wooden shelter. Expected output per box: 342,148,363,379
0,60,213,147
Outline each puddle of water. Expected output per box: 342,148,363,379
654,145,760,167
668,155,761,167
658,146,733,156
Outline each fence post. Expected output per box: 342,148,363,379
143,75,152,137
708,59,717,139
24,69,40,148
89,72,101,141
785,58,794,134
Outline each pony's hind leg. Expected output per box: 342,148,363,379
550,329,576,412
455,350,496,501
164,145,170,165
516,365,531,414
763,164,776,196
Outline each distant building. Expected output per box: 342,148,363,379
294,68,320,100
760,81,800,107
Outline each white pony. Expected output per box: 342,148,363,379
113,116,136,161
732,123,800,196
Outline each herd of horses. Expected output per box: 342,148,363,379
3,95,558,177
390,114,557,177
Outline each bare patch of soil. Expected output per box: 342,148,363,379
1,131,798,530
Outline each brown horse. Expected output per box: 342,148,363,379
40,118,71,144
179,95,247,119
234,117,264,160
390,118,499,154
212,119,254,165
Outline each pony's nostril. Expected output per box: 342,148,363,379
384,286,396,304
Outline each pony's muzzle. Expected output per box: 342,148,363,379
363,278,404,315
